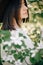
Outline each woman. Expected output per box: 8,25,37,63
2,0,29,30
1,0,34,65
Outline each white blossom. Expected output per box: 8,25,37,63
28,4,33,8
37,41,43,49
15,60,22,65
31,53,36,57
5,47,8,51
2,54,7,61
31,49,38,57
3,41,11,46
36,30,40,34
6,55,15,62
1,29,42,64
10,30,19,38
3,41,9,45
10,36,22,45
24,35,34,49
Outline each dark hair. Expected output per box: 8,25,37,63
2,0,29,30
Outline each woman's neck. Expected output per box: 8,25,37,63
12,18,22,29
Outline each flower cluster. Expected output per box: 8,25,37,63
22,22,41,44
0,29,43,65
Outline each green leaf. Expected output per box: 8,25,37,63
30,57,36,64
34,58,43,65
22,52,28,56
35,52,41,62
20,57,25,62
3,45,8,49
18,52,25,62
13,53,18,60
0,30,11,41
24,49,30,56
0,30,10,36
23,36,27,39
14,44,21,49
21,40,27,48
19,33,23,37
39,49,43,55
18,52,22,59
2,35,10,41
28,0,37,3
11,50,16,54
0,38,2,43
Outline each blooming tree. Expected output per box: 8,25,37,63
0,29,43,65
